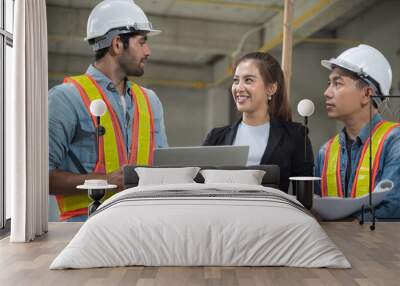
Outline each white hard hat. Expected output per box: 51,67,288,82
321,44,392,96
86,0,161,50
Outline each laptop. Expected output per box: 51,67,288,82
153,145,249,167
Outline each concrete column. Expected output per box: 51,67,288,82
205,87,231,135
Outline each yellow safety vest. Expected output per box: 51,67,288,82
56,74,155,220
321,121,400,198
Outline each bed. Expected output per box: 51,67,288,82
50,165,350,269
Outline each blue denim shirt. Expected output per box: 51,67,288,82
315,114,400,219
49,65,168,173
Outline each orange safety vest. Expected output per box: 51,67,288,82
321,121,400,198
56,74,155,220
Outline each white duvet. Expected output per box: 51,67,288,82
50,183,351,269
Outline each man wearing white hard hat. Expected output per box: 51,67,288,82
315,44,400,219
48,0,168,221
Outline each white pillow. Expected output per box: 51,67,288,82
135,167,201,186
200,169,266,185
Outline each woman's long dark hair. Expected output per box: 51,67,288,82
233,52,292,122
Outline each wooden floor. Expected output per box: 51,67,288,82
0,222,399,286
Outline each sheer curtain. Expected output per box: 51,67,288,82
7,0,48,242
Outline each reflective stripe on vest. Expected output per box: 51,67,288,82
321,121,400,198
129,83,155,165
56,74,155,220
321,135,343,197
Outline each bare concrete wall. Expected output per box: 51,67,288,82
47,0,400,151
151,86,207,147
271,0,400,154
205,87,231,133
336,0,400,125
157,43,337,151
285,43,337,156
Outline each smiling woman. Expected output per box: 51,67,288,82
231,52,292,123
203,52,314,193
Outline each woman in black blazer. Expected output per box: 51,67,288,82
203,52,313,193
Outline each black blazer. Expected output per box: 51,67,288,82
203,118,314,193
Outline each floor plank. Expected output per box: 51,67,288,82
0,222,399,286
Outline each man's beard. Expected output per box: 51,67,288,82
119,55,145,77
128,67,144,77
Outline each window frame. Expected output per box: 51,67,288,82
1,0,13,231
